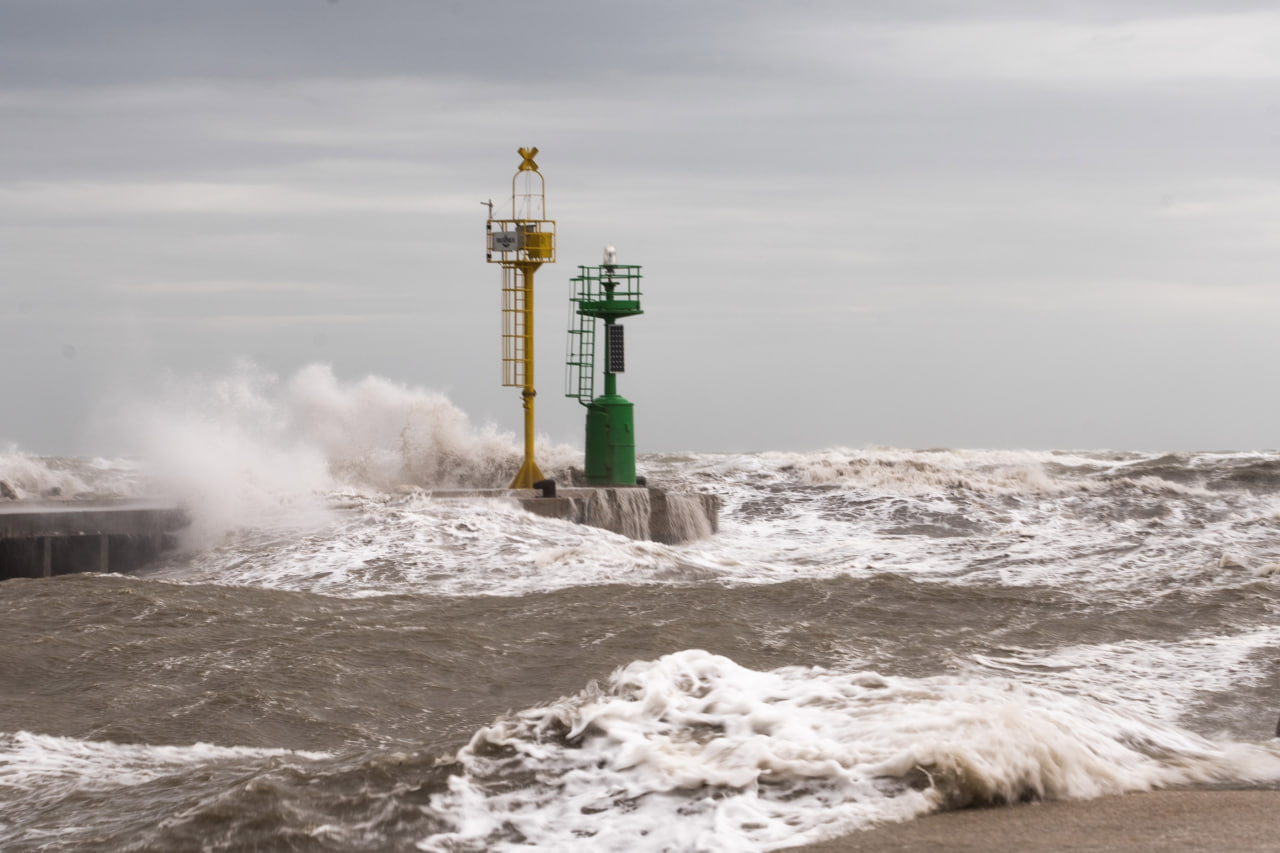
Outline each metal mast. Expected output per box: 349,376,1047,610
486,148,556,488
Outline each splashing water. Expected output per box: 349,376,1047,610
0,448,94,500
96,362,581,546
421,650,1280,852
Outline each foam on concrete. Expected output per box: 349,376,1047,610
429,486,720,544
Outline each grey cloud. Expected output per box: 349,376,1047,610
2,1,1279,453
0,0,738,85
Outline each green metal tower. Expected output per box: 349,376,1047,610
565,248,644,486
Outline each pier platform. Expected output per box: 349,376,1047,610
0,500,189,580
430,486,720,544
0,485,718,582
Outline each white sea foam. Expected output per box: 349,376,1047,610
644,447,1225,500
11,434,1280,849
158,491,735,597
0,731,332,848
133,441,1280,603
71,374,1280,601
762,447,1088,495
661,448,1280,598
419,650,1280,852
971,626,1280,724
0,730,327,801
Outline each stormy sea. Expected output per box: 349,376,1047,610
4,365,1280,851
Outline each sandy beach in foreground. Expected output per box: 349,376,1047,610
792,790,1280,852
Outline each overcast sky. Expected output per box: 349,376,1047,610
3,0,1279,455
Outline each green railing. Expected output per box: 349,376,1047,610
564,265,644,406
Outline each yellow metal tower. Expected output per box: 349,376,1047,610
486,147,556,488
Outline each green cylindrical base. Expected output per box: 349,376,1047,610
584,395,636,486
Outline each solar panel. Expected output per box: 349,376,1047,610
607,324,625,373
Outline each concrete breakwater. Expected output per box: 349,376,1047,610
431,486,721,544
0,486,719,581
0,500,190,580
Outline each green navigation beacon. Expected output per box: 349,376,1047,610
565,247,644,486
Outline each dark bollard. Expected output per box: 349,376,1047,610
533,479,557,498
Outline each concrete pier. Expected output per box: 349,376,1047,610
0,500,189,580
0,486,717,581
430,486,720,544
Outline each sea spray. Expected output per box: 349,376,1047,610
103,362,581,546
285,364,526,490
0,448,95,500
122,363,334,547
280,364,582,489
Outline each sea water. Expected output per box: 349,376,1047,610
3,365,1280,851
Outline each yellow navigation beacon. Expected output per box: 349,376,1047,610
485,147,557,489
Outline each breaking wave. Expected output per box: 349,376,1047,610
421,650,1280,852
97,362,580,545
